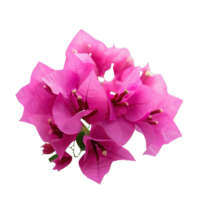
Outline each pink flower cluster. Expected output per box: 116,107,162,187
16,30,182,184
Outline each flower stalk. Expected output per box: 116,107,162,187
49,154,58,162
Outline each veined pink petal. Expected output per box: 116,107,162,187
135,121,156,142
102,141,135,161
136,113,182,156
111,46,134,77
142,74,167,96
16,84,56,122
65,30,133,77
53,152,72,171
90,125,110,140
64,53,98,86
79,150,113,184
42,69,79,96
53,94,94,134
152,113,182,144
82,135,112,161
120,66,134,82
29,115,57,142
143,134,164,157
80,133,134,184
50,134,76,159
78,71,108,123
65,30,109,77
103,116,135,146
153,94,183,119
19,109,33,123
125,85,162,122
31,62,54,85
140,63,167,95
118,67,142,94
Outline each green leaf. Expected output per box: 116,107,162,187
76,132,86,151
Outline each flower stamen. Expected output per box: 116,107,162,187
114,102,129,107
77,97,84,111
48,119,63,138
102,150,107,157
150,109,163,115
147,120,158,125
72,89,78,98
146,115,152,120
111,92,119,102
72,49,78,53
43,85,52,94
145,70,152,76
114,89,128,103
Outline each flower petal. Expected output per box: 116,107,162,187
53,152,72,171
79,150,113,184
65,30,109,77
51,134,76,159
64,53,98,86
42,69,79,95
126,85,162,122
15,83,55,115
118,67,142,94
78,71,108,123
135,122,156,142
154,94,183,119
31,62,54,85
29,115,57,142
53,94,93,134
140,63,167,95
103,116,135,146
152,113,182,144
103,141,135,161
137,113,182,156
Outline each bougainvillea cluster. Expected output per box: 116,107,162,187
16,30,182,184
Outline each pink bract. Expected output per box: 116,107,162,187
53,152,72,171
65,30,134,78
16,62,76,160
79,125,135,184
41,143,55,155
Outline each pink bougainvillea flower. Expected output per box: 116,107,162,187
30,114,76,159
65,29,134,78
16,62,56,124
135,94,185,157
41,143,55,154
64,53,99,86
52,70,108,135
42,69,79,97
53,152,72,171
102,67,163,146
16,62,75,159
118,62,169,95
40,55,107,135
79,125,135,184
103,64,182,150
52,94,93,135
103,85,182,154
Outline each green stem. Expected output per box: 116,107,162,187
47,153,58,164
70,141,82,158
81,123,90,135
